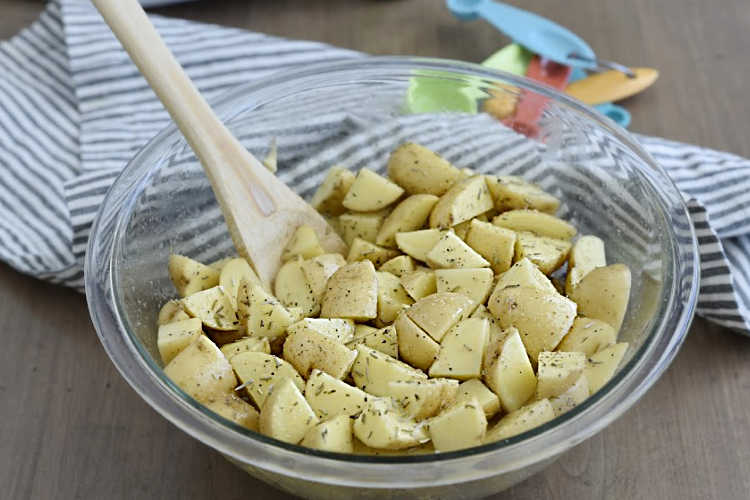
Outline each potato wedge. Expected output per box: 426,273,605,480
400,268,437,301
378,255,415,278
491,257,557,295
168,254,220,297
457,379,500,418
376,271,414,325
485,175,559,213
158,299,190,325
386,142,461,196
283,325,358,379
489,286,577,362
484,398,555,443
275,257,319,316
310,166,356,216
376,194,439,247
181,286,239,331
238,282,295,341
425,231,490,269
387,378,459,420
351,345,427,396
566,235,606,293
347,324,398,358
407,292,477,342
353,398,429,450
220,336,271,360
230,352,304,407
569,264,631,332
514,232,572,275
281,225,325,262
549,374,589,417
493,209,576,240
536,351,587,399
301,414,354,453
429,318,489,380
465,219,516,274
428,397,487,452
342,168,404,212
219,258,264,308
203,393,259,431
300,253,346,301
320,260,378,320
483,327,536,412
338,210,389,246
259,377,319,445
429,176,494,229
395,229,442,262
288,318,355,344
347,238,400,267
394,312,441,371
157,317,203,364
305,369,371,419
585,342,629,394
557,317,617,356
163,335,236,403
435,268,494,303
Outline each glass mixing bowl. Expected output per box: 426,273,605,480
85,57,698,499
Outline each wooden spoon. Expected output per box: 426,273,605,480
91,0,346,287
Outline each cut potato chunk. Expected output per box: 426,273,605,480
514,232,572,275
457,379,500,418
471,304,509,346
585,342,629,394
493,209,576,240
407,292,477,342
387,378,459,420
376,271,414,325
230,352,304,407
275,257,319,316
203,393,259,431
569,264,631,332
310,166,356,216
321,260,378,320
301,414,354,453
342,168,404,212
379,255,415,278
400,268,437,301
168,254,220,297
347,324,398,358
465,219,516,274
376,194,439,247
338,210,388,246
305,369,370,419
281,225,325,262
283,325,358,379
351,345,427,396
428,397,487,452
386,142,461,196
485,175,560,213
163,335,237,403
492,258,557,295
484,398,555,443
566,235,606,292
395,229,442,262
483,327,536,412
536,351,587,399
238,282,295,341
181,286,239,331
158,299,190,325
353,398,429,450
347,238,400,267
157,317,203,364
549,374,589,417
300,253,346,301
429,318,489,380
489,286,577,363
219,258,263,308
452,219,473,240
429,176,494,229
435,268,494,304
288,318,355,344
259,377,319,445
220,336,271,360
426,231,490,269
394,313,441,371
557,317,617,356
353,323,378,338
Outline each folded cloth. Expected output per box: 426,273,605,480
1,0,749,336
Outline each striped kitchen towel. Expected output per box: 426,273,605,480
1,0,749,335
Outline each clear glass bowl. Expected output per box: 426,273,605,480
85,57,698,499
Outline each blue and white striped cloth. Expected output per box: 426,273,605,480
1,0,750,335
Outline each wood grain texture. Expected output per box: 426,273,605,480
1,0,749,498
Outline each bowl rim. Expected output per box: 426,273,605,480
86,56,699,487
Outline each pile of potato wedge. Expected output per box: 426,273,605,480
157,142,632,455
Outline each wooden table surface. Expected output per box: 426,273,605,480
2,1,749,499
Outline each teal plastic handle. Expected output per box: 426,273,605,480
446,0,597,69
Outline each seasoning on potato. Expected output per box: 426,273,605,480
156,141,632,455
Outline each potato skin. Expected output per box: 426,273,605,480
387,143,461,196
569,264,631,332
320,260,378,320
